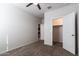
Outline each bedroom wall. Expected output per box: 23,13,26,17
0,4,41,53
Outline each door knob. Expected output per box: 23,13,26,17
72,34,75,36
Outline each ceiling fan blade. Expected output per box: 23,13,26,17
26,3,33,7
37,4,41,10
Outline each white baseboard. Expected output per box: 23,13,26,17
8,39,38,52
0,39,38,54
0,50,7,54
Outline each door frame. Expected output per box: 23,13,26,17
52,13,78,55
75,13,78,55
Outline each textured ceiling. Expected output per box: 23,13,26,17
14,3,71,18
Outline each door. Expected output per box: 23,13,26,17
63,12,75,55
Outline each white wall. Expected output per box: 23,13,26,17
0,4,41,53
41,19,44,24
0,4,8,53
44,4,76,46
40,24,44,40
40,19,44,40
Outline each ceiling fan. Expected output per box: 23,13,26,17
26,3,41,10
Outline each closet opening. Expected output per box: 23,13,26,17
52,18,63,47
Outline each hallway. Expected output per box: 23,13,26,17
0,40,74,56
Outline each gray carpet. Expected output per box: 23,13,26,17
0,40,74,56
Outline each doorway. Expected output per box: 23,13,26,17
53,18,63,47
52,12,77,55
38,24,40,40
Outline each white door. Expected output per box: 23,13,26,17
63,12,75,55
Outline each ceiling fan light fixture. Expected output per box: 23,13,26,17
26,3,41,10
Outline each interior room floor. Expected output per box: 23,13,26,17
0,40,74,56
